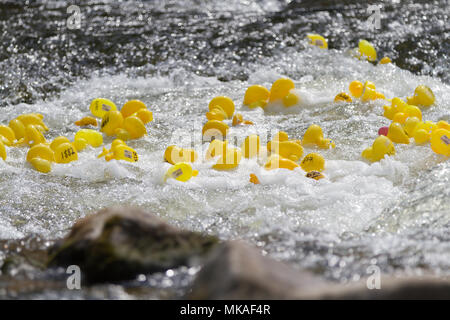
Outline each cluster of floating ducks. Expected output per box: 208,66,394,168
0,35,448,183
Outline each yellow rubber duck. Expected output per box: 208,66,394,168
232,113,254,126
264,155,299,171
100,110,124,136
358,40,377,62
164,145,198,164
379,57,391,64
208,96,235,119
269,78,295,103
349,81,364,98
387,122,410,144
74,116,98,127
362,135,396,162
0,140,6,161
74,129,104,150
120,100,146,119
202,120,229,141
90,98,117,118
406,85,435,107
268,140,304,162
205,139,228,160
98,141,138,162
243,85,270,106
27,143,55,173
334,92,352,103
54,142,78,164
301,124,335,149
164,162,198,182
0,125,16,146
306,34,328,49
212,148,242,170
403,117,421,137
430,129,450,156
305,171,325,180
300,153,325,172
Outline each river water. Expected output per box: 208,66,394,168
0,0,449,298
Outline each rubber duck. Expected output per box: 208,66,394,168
249,173,260,184
206,106,228,121
0,140,6,161
241,135,260,158
349,81,364,98
133,108,153,124
300,153,325,172
264,155,299,171
8,119,26,141
301,124,335,149
212,148,242,170
430,128,450,156
306,171,325,180
383,98,408,120
202,120,229,141
14,124,46,147
120,100,146,119
232,113,253,126
392,112,408,124
361,81,377,102
90,98,117,118
53,142,78,164
164,162,198,182
123,116,147,139
307,34,328,49
268,140,304,162
74,129,104,149
362,135,396,162
16,114,49,132
208,96,235,119
0,125,15,146
28,143,54,162
205,139,228,160
411,121,436,144
282,91,300,107
387,122,410,144
358,40,377,62
404,104,422,120
98,141,138,162
406,85,435,107
269,78,295,103
378,126,389,136
50,136,71,152
100,110,124,136
379,57,391,64
403,117,421,137
273,131,289,142
437,120,450,131
74,116,98,127
164,145,198,164
243,85,270,106
334,92,352,103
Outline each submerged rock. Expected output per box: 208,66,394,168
187,241,450,300
47,207,219,283
186,241,325,299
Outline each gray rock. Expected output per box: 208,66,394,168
187,241,450,300
186,241,326,299
47,207,219,283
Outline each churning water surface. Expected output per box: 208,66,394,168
0,0,449,295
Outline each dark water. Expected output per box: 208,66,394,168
0,0,448,107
